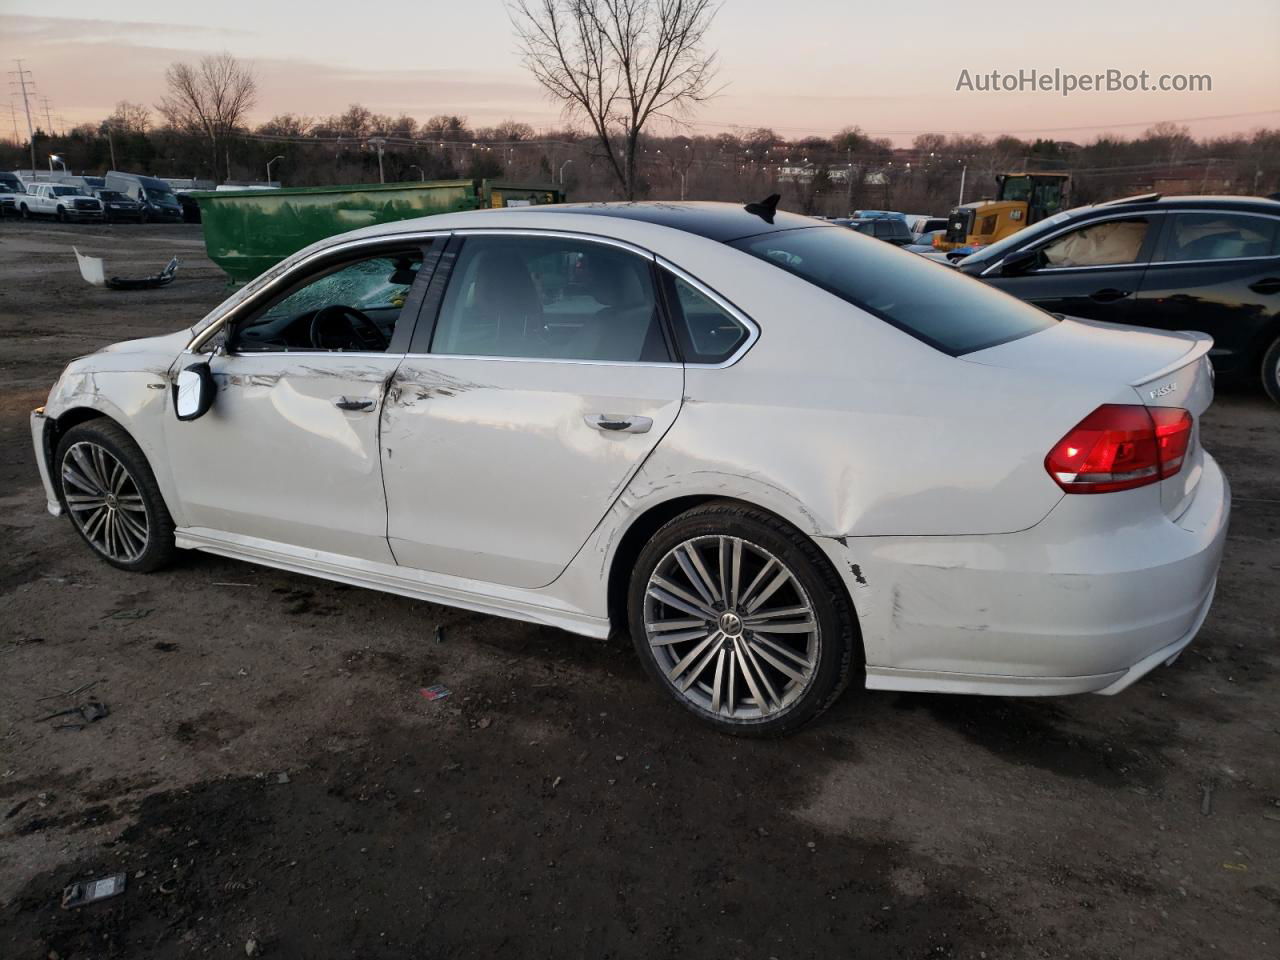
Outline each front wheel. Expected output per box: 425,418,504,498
20,204,29,219
56,206,66,223
628,501,857,737
1262,335,1280,406
55,419,177,572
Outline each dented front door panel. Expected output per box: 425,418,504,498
161,353,401,562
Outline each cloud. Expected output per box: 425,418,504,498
2,14,249,44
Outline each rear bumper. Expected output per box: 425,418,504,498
833,452,1230,696
31,409,62,516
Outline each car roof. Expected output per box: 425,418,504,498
337,200,837,250
1085,195,1280,216
514,200,830,242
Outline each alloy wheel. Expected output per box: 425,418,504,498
61,441,150,563
643,535,820,720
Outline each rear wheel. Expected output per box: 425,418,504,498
1262,336,1280,406
55,420,176,573
628,501,857,737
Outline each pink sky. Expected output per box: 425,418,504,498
3,2,1278,145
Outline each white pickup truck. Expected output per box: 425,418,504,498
18,183,105,223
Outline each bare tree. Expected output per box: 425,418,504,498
510,0,719,199
107,101,151,134
157,53,257,181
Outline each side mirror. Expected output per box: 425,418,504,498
174,362,216,421
1001,249,1040,276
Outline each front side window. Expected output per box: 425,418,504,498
1158,213,1280,262
232,249,425,353
430,236,669,362
1038,217,1150,267
731,225,1057,356
52,186,82,197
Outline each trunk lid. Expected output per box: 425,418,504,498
964,317,1215,519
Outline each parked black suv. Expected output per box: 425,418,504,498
955,195,1280,403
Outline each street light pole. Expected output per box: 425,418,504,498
558,158,574,184
409,164,425,182
958,164,967,206
266,154,284,185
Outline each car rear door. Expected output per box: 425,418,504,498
380,232,684,590
1130,210,1280,378
984,212,1163,325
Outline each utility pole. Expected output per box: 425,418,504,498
8,102,19,146
8,59,37,173
370,137,386,183
39,95,54,136
958,164,967,206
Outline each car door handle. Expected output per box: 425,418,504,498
332,396,375,412
1248,277,1280,295
1089,288,1131,303
584,414,653,434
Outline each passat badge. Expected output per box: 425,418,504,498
1149,381,1177,400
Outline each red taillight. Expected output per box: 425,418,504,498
1045,404,1192,494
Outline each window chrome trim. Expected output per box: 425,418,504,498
655,256,761,369
185,229,453,354
399,353,682,369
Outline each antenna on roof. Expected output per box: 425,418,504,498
745,193,780,223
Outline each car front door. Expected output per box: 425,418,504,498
983,213,1162,325
380,232,684,589
162,240,438,562
1131,210,1280,378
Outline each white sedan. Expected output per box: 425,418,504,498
30,200,1230,736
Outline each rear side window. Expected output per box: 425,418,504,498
431,235,670,362
660,271,751,364
730,225,1057,356
1158,213,1280,262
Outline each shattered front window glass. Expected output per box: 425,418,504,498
262,258,419,320
234,252,424,353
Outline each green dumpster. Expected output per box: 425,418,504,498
192,179,564,283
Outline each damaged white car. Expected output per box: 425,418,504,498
31,200,1230,736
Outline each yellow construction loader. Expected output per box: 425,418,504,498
936,172,1071,252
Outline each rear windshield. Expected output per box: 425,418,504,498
730,226,1057,355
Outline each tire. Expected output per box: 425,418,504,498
627,501,858,737
1262,335,1280,407
20,204,29,219
54,419,176,573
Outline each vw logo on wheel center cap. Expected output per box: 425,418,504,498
718,611,744,637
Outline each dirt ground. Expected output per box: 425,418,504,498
1,219,1277,960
